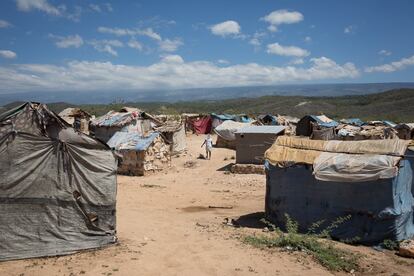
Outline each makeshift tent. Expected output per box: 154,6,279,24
258,114,278,125
264,136,414,244
186,115,212,134
154,121,186,154
214,120,251,149
211,113,236,129
108,131,170,176
395,123,414,140
340,118,365,127
296,115,339,137
235,126,285,164
310,125,336,140
0,102,117,261
58,107,92,134
90,107,153,143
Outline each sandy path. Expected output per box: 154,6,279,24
0,134,413,276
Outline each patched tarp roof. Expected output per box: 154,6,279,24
107,131,159,151
309,115,339,128
214,120,251,141
91,109,141,127
211,113,236,121
265,136,410,182
59,108,91,119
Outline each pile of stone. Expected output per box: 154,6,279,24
231,164,265,175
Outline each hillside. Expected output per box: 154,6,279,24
2,88,414,122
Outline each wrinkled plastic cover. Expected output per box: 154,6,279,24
0,103,117,261
214,120,251,141
313,152,401,182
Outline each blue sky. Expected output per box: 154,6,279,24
0,0,413,93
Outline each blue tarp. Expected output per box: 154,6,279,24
309,115,339,128
264,156,414,244
259,114,278,125
107,131,159,151
341,118,365,126
383,120,397,128
240,116,253,123
211,113,236,121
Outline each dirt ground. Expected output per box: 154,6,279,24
1,134,413,276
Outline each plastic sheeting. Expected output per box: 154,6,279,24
265,136,410,182
340,118,365,126
190,116,212,134
265,158,414,244
313,152,401,182
0,103,117,261
214,120,251,141
108,131,159,151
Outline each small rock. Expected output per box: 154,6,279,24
399,239,414,258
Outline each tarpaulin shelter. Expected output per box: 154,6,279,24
211,113,236,129
264,136,414,244
258,114,278,125
0,102,117,261
235,126,285,164
58,107,92,134
108,131,170,176
340,118,365,127
296,115,339,137
214,120,251,149
90,107,153,143
154,121,186,154
395,123,414,140
187,115,212,134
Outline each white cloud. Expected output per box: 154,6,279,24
89,3,113,13
249,31,266,48
16,0,84,22
104,3,113,12
217,59,230,64
0,19,12,28
344,25,356,34
304,36,312,42
97,26,162,41
289,58,305,65
267,25,278,32
159,38,183,52
210,20,241,37
50,34,83,48
88,40,123,56
89,4,101,13
262,10,303,32
128,39,143,51
0,50,17,59
249,38,261,47
0,57,359,92
267,43,310,57
16,0,61,16
140,28,162,41
378,49,392,56
161,55,184,63
365,55,414,73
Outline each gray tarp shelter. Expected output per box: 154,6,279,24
0,103,117,261
264,136,414,244
235,126,285,164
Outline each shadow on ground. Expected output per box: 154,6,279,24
233,212,267,229
217,163,234,172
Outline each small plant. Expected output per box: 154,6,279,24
244,214,359,272
382,239,399,250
